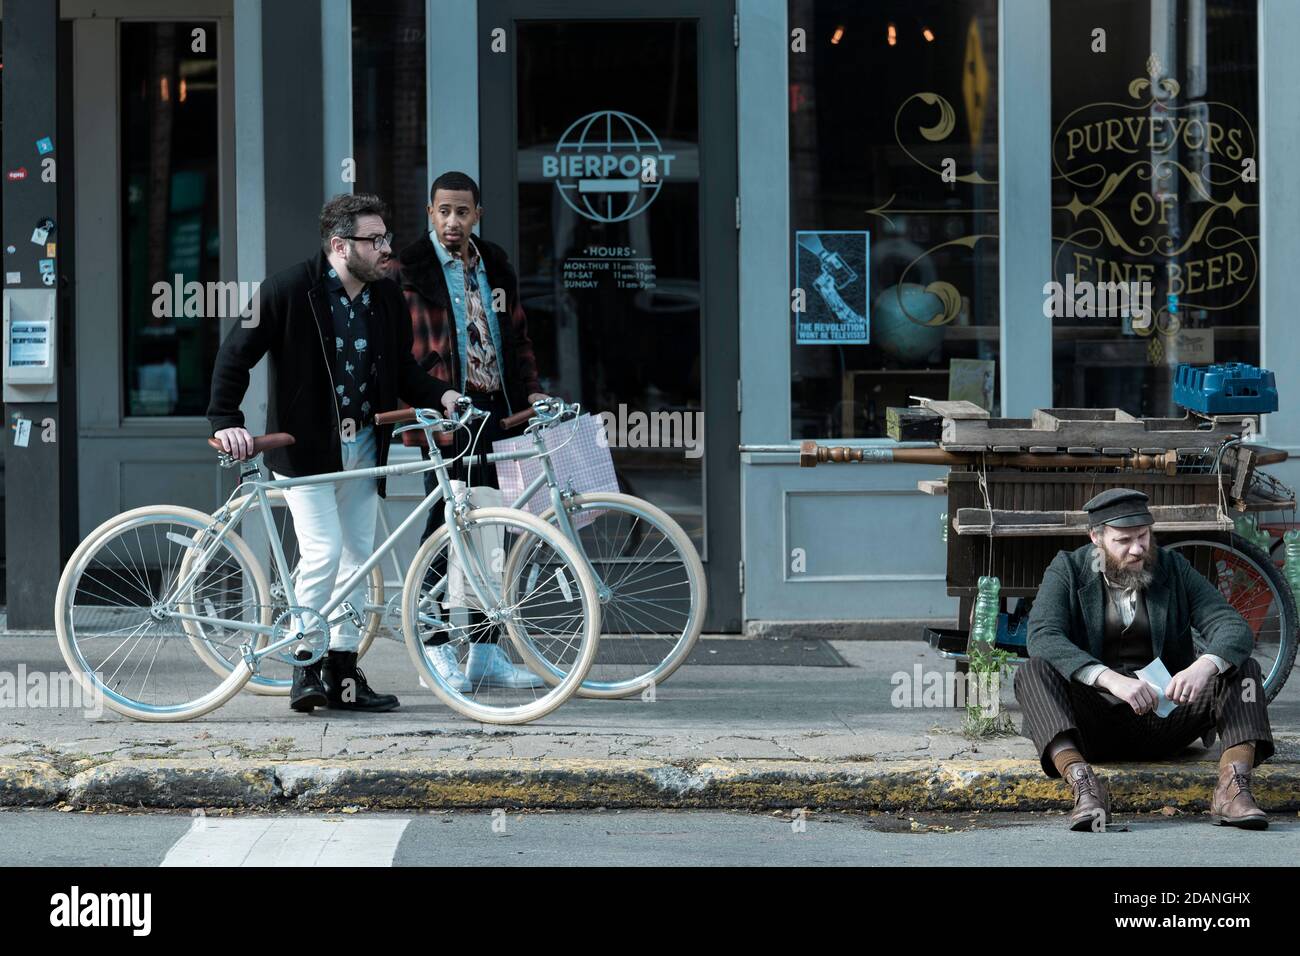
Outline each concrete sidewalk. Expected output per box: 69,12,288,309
1,634,1297,812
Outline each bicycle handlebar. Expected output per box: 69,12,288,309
373,408,418,426
500,407,535,429
207,432,295,456
378,398,579,432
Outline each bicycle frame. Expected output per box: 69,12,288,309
369,421,610,606
164,431,541,667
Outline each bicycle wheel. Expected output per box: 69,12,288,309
55,505,268,721
401,506,600,724
519,492,706,698
195,490,386,695
1166,533,1299,702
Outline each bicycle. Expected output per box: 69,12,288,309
54,400,602,723
219,397,707,701
379,398,707,699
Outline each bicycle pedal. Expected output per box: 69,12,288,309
329,601,364,629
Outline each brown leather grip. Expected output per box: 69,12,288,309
374,408,418,425
208,432,295,456
501,407,536,430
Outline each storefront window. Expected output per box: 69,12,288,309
788,1,1000,439
120,21,221,417
352,0,427,250
1050,0,1259,414
514,20,704,548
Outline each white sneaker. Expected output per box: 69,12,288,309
423,643,470,692
465,643,545,689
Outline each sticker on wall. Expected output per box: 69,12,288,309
13,418,32,448
794,231,869,345
30,218,54,245
6,168,28,181
38,259,56,287
5,272,20,285
35,137,54,155
45,243,56,257
5,246,16,255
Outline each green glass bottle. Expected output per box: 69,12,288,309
972,575,1000,646
1285,529,1300,608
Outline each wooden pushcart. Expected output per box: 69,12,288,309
800,399,1300,701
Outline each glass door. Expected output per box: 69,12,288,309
480,0,740,631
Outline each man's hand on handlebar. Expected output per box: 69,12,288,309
213,426,255,461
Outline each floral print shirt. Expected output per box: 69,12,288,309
324,266,377,432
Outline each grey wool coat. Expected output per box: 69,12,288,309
1026,543,1256,681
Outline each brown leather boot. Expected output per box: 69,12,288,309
1065,763,1112,831
1211,761,1268,830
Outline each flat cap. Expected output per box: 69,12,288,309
1082,488,1153,528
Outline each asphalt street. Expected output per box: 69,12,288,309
0,809,1294,866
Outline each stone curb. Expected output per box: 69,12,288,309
2,758,1298,812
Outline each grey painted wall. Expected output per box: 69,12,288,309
2,0,62,626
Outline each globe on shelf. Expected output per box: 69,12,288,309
872,283,946,363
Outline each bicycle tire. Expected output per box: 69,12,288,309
1166,533,1298,703
520,492,706,698
401,506,601,724
55,505,265,721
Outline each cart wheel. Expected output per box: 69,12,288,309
1166,534,1298,703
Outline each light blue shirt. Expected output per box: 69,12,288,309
430,232,511,415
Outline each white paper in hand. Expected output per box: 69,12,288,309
1135,658,1178,718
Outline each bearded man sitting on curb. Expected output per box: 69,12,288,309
1013,488,1274,831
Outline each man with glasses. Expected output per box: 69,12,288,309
207,193,455,714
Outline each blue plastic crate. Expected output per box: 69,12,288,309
1174,362,1278,415
997,612,1028,648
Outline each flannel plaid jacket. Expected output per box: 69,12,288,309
389,233,542,447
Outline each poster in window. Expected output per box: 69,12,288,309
794,230,869,345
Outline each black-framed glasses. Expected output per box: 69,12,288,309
343,232,394,251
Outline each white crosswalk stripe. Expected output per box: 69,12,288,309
160,817,410,867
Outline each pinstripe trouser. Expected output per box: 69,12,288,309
1013,655,1274,777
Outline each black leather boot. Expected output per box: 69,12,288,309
322,650,400,712
289,651,327,713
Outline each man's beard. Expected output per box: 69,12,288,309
1100,533,1158,589
349,251,388,283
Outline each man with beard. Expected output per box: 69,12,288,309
208,193,454,714
1014,488,1274,830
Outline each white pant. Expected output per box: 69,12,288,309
272,425,378,652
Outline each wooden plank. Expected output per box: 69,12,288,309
953,504,1232,536
1240,444,1289,466
914,396,990,419
1032,408,1142,429
917,479,948,496
941,413,1246,451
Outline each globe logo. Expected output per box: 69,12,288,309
542,110,676,223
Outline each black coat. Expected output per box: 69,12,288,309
395,233,541,416
1027,542,1255,681
206,250,452,497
